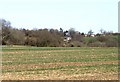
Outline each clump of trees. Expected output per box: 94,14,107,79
1,19,119,47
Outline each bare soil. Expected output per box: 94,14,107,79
2,60,118,80
2,70,118,80
2,60,118,70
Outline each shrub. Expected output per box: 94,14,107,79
96,36,108,42
88,41,106,47
105,38,118,47
68,41,84,47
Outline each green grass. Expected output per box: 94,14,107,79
2,46,118,65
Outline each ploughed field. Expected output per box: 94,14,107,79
2,46,118,80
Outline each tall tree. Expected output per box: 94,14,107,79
88,29,93,36
69,28,75,38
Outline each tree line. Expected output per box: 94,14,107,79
0,19,118,47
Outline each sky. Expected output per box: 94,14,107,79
0,0,119,34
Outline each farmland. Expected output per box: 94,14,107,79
2,46,118,80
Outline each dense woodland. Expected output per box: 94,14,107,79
0,19,119,47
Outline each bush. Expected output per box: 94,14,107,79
83,37,96,44
96,36,108,42
86,37,97,46
105,39,118,47
88,41,106,47
68,41,84,47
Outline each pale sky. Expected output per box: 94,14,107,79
0,0,119,34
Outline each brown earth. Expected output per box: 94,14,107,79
2,60,118,80
2,60,118,70
2,70,118,80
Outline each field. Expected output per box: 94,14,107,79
2,46,118,80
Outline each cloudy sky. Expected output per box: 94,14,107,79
0,0,119,33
